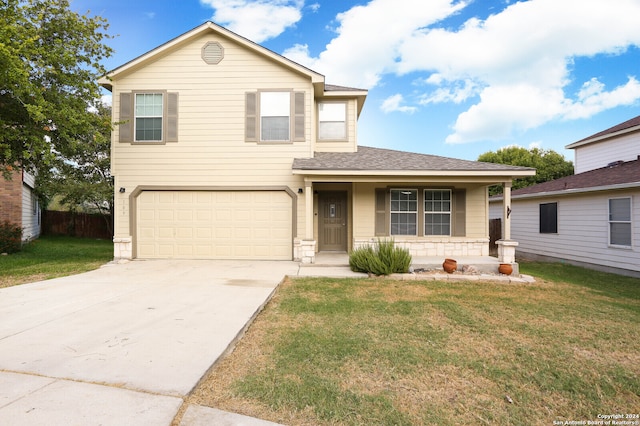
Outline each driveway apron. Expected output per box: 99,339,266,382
0,259,299,425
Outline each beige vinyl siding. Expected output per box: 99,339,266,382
493,191,640,273
111,32,313,240
464,186,488,237
574,132,640,173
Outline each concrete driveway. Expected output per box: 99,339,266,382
0,259,301,425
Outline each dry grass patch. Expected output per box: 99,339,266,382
187,264,640,425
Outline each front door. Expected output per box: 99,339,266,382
319,191,348,251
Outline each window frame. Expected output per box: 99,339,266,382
390,189,418,236
134,92,164,142
260,91,291,142
539,202,558,234
608,197,632,248
318,101,347,141
424,189,452,236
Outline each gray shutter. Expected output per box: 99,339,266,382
293,92,305,141
119,93,132,143
245,92,257,142
452,189,466,237
166,92,178,142
375,188,389,236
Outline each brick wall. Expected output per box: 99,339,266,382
0,170,23,227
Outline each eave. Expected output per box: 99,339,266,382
490,181,640,201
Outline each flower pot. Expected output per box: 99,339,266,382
443,258,457,274
499,263,513,275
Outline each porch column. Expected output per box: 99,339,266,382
502,181,512,240
497,181,518,265
305,179,313,239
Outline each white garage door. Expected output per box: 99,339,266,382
136,190,292,260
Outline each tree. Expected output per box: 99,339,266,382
37,103,114,234
478,146,574,195
0,0,112,175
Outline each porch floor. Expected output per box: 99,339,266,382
311,252,502,274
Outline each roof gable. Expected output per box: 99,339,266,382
99,21,325,90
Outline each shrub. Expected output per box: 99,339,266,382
349,239,412,275
0,221,23,254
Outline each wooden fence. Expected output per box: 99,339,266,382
42,210,113,240
489,218,502,256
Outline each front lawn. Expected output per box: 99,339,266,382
187,263,640,425
0,236,113,288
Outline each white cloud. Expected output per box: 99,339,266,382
200,0,303,43
283,0,640,144
563,77,640,120
381,94,417,114
419,79,479,105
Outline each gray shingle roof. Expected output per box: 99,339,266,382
292,146,535,173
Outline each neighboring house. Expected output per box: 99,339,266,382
490,114,640,277
0,168,41,242
99,22,533,264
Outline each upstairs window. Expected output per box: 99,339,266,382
609,197,632,247
135,93,163,141
260,92,290,141
245,91,305,143
119,91,178,143
539,202,558,233
319,102,346,140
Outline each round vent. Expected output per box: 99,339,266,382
202,41,224,65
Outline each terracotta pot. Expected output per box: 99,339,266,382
443,258,457,274
499,263,513,275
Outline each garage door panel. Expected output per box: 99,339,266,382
137,190,292,260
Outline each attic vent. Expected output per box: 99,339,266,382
202,41,224,64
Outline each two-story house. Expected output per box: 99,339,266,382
490,114,640,277
100,22,533,265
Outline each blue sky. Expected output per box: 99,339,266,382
72,0,640,162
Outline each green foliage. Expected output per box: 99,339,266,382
349,239,412,275
0,221,22,254
36,104,113,233
478,146,574,195
0,0,113,174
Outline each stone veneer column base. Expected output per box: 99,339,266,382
496,239,518,264
113,237,133,260
294,239,316,264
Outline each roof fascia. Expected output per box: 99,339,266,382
293,169,536,178
565,124,640,149
320,90,368,117
490,181,640,201
100,21,324,89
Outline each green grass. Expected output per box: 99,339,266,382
0,235,113,288
193,263,640,425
